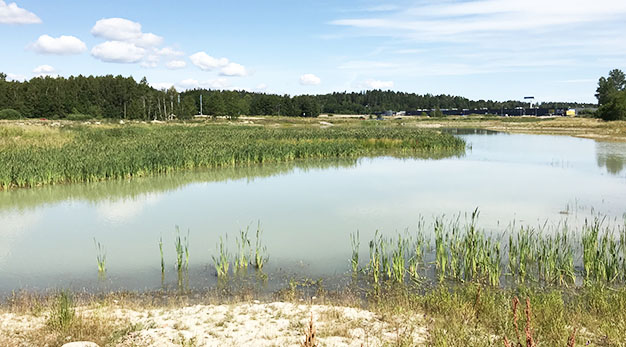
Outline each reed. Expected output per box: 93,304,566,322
174,226,187,272
0,124,466,190
212,235,230,278
235,227,251,273
367,230,381,285
253,222,269,270
357,210,626,288
350,230,360,274
391,234,407,283
93,238,106,276
159,236,164,275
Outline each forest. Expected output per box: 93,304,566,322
0,73,596,120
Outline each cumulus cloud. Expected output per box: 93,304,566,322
189,52,229,70
0,0,41,24
30,34,86,55
299,73,321,86
189,51,248,76
256,83,268,91
362,79,394,89
33,64,56,77
220,62,247,76
156,47,184,57
91,17,162,47
140,54,159,68
6,72,25,81
166,60,186,69
91,41,145,63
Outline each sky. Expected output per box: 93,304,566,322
1,0,625,103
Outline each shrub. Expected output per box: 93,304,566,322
66,113,93,121
0,108,22,119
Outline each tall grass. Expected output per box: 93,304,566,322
361,211,626,287
0,124,465,189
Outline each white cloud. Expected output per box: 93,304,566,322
30,34,86,55
362,79,394,89
177,78,201,89
220,62,247,76
0,0,41,24
91,17,162,47
33,64,56,77
173,78,231,91
256,83,268,91
330,0,626,77
91,41,145,63
189,51,229,71
156,47,184,56
6,72,25,81
140,54,159,68
299,73,321,86
151,81,174,90
166,60,186,69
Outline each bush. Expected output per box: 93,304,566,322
66,113,93,121
0,108,22,119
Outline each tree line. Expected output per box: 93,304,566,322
0,72,597,120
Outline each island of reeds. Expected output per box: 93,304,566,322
0,122,465,189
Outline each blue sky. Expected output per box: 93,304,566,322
1,0,625,103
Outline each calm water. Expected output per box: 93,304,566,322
1,131,626,294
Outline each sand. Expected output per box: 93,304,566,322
0,302,427,346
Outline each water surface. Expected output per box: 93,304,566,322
1,131,625,294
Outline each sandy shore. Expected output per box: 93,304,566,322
0,302,427,346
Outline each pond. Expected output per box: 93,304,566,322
1,130,626,294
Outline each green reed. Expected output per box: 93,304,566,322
350,230,360,274
235,227,251,273
93,238,106,276
391,234,408,283
0,124,466,190
212,235,230,278
367,230,381,285
159,236,165,275
408,219,426,281
253,222,269,270
174,226,189,272
356,210,626,288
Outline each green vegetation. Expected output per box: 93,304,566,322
253,222,269,270
0,123,465,189
235,227,251,273
353,212,626,288
93,238,106,277
212,235,230,278
46,291,75,332
596,69,626,121
0,108,21,119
